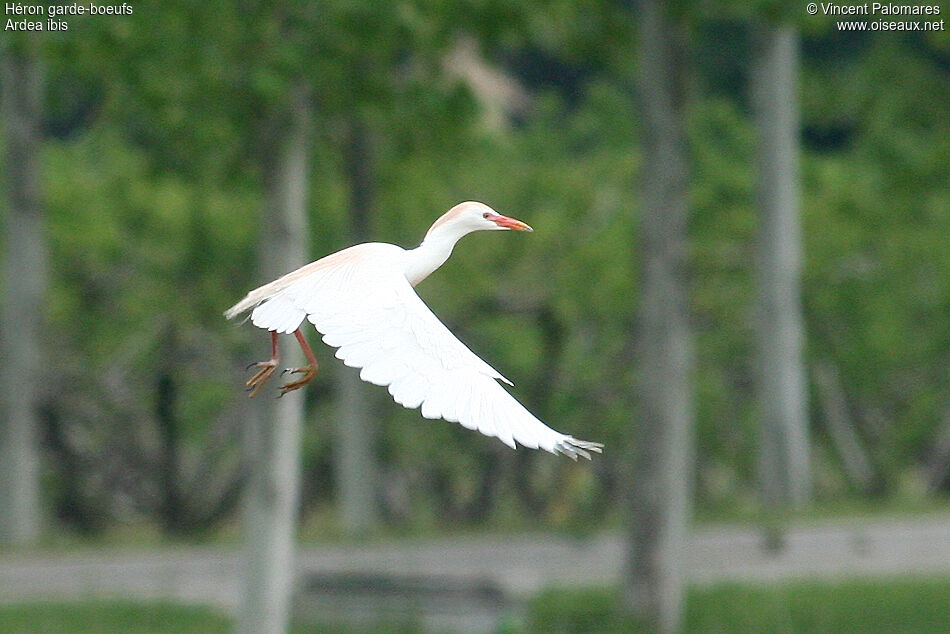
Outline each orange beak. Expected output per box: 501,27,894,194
488,213,533,232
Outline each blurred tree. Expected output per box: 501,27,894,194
813,358,878,493
800,29,950,498
35,1,254,536
0,36,46,546
622,1,694,632
335,114,380,535
40,133,252,536
239,88,311,634
925,405,950,494
751,23,811,542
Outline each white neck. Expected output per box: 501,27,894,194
404,222,470,286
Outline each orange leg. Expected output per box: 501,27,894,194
245,330,280,398
278,328,319,396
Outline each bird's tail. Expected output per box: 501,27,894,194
224,279,285,320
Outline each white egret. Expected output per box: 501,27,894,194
225,201,603,460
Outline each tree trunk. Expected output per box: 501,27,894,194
812,359,878,494
751,25,811,531
925,404,950,494
238,90,311,634
0,40,46,547
156,356,183,534
622,2,694,632
334,116,379,535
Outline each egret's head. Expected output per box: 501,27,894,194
427,201,533,240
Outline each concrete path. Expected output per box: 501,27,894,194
2,515,950,611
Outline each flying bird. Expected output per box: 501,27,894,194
225,201,603,460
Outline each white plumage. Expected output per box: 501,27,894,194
225,201,602,460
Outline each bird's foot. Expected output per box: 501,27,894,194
245,359,278,397
279,364,317,396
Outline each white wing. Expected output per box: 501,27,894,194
241,244,602,460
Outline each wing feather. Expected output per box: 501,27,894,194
233,243,602,458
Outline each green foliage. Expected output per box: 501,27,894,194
800,31,950,486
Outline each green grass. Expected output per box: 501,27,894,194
528,577,950,633
687,578,950,633
5,577,950,633
0,600,231,633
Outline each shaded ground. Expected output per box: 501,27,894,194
2,515,950,611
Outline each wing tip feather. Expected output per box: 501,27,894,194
554,437,604,461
